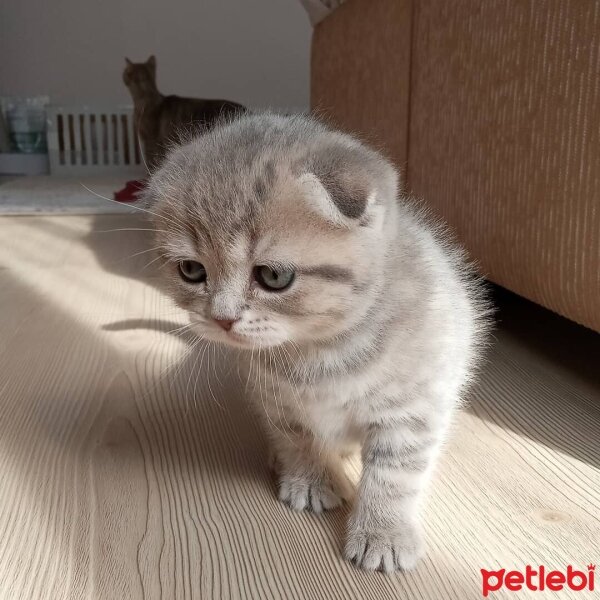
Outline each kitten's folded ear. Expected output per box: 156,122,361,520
299,142,397,228
147,55,157,71
125,57,132,66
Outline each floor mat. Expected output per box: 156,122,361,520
0,175,142,215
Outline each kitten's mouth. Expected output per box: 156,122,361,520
226,330,278,348
189,318,285,349
218,329,286,350
201,326,259,348
222,329,251,345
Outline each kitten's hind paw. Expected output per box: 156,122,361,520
344,523,424,572
278,475,342,513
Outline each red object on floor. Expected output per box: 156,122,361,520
114,179,147,203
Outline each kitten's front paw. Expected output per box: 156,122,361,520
344,522,424,572
278,474,342,513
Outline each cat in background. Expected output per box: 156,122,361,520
145,113,490,572
123,55,245,169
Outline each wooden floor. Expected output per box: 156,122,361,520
0,214,598,600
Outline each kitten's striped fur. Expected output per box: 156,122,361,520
146,113,490,572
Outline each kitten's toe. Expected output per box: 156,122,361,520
344,523,424,572
278,476,342,513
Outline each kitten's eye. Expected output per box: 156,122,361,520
178,260,207,283
254,265,295,291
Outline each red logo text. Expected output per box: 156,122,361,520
481,565,595,596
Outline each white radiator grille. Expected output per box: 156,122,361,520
46,105,146,176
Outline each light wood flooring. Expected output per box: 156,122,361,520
0,214,598,599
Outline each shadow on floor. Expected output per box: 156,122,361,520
466,284,600,469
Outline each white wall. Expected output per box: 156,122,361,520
0,0,311,111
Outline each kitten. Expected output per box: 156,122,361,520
123,55,246,169
145,113,489,572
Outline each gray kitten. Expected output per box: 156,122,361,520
145,113,489,572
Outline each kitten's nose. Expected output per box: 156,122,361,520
214,318,235,331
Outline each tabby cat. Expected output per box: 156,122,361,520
123,55,245,169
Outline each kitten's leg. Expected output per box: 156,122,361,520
267,422,344,513
345,413,444,572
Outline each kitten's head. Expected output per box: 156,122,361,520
123,56,157,93
145,114,399,349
